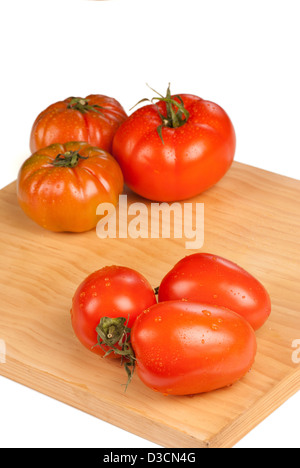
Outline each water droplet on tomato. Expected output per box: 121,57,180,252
202,310,211,316
211,324,218,331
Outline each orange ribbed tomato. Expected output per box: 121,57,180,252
17,141,124,232
30,94,127,153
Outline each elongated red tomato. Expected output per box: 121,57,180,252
158,253,271,330
30,94,127,153
131,301,257,395
112,85,236,201
71,266,157,357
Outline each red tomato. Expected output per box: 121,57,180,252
158,253,271,331
131,301,257,395
112,85,236,201
17,141,124,232
71,266,157,357
30,94,127,153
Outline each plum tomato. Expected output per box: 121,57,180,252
158,253,271,330
130,300,257,395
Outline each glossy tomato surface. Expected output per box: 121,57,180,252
158,253,271,330
30,94,127,153
17,141,124,232
112,93,236,201
71,266,157,356
131,301,257,395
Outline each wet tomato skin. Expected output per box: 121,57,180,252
158,253,271,331
30,94,127,153
17,141,124,233
131,300,257,395
71,266,157,357
112,93,236,202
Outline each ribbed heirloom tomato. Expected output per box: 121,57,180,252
17,141,124,232
71,266,157,358
158,253,271,330
130,301,257,395
30,94,127,153
112,85,236,201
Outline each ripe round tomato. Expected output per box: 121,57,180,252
131,300,257,395
17,141,124,232
158,253,271,331
30,94,127,153
71,266,157,357
112,85,236,201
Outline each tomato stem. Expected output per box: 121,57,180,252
151,83,190,129
67,97,105,116
52,151,88,168
131,84,190,144
94,316,136,391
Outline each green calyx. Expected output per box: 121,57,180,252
52,150,88,168
94,316,136,391
131,83,190,144
67,97,104,116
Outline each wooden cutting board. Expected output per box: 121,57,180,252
0,161,299,448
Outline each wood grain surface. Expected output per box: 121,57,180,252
0,161,299,448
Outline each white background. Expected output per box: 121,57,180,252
0,0,299,449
